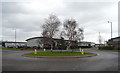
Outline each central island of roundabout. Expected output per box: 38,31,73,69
23,50,97,58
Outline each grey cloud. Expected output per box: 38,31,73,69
2,2,27,14
118,1,120,36
2,13,44,32
2,1,118,43
56,2,114,27
56,2,113,17
64,2,114,12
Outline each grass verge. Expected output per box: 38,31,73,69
1,48,21,51
24,51,96,56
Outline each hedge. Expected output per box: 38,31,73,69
98,46,114,50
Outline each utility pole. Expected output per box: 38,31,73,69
99,32,102,47
99,32,101,44
14,29,16,49
15,29,16,42
108,21,112,39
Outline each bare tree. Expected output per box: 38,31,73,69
36,38,42,49
42,14,61,38
42,14,61,51
61,18,84,50
61,18,77,50
63,18,77,40
74,28,84,42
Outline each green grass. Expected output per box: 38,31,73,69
1,48,44,51
24,51,95,56
1,48,21,51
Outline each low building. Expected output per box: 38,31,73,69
26,37,94,49
95,44,105,47
107,36,120,50
26,37,79,49
78,41,95,47
2,41,26,48
26,37,54,48
26,37,43,48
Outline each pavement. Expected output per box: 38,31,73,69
2,48,119,71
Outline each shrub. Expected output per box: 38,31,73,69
98,46,114,50
78,46,92,48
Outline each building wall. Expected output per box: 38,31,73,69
107,37,120,50
3,42,26,48
78,42,94,47
26,37,95,49
26,38,45,48
27,38,39,47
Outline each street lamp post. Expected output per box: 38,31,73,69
15,29,16,48
99,32,101,44
108,21,112,39
13,28,16,49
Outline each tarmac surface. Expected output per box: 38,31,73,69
0,49,2,72
2,48,119,71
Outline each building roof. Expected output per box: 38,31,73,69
2,41,26,43
26,37,44,41
108,36,120,41
25,37,61,41
26,37,79,42
26,37,96,45
78,41,95,44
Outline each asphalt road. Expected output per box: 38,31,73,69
2,48,119,71
0,49,2,72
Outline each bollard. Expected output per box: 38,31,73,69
44,48,46,51
51,48,52,52
67,48,68,50
34,49,37,54
81,49,84,55
79,48,82,52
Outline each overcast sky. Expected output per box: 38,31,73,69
1,0,119,43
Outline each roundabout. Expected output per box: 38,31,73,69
22,51,97,58
2,49,118,71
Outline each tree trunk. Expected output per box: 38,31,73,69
60,50,62,52
51,45,53,52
